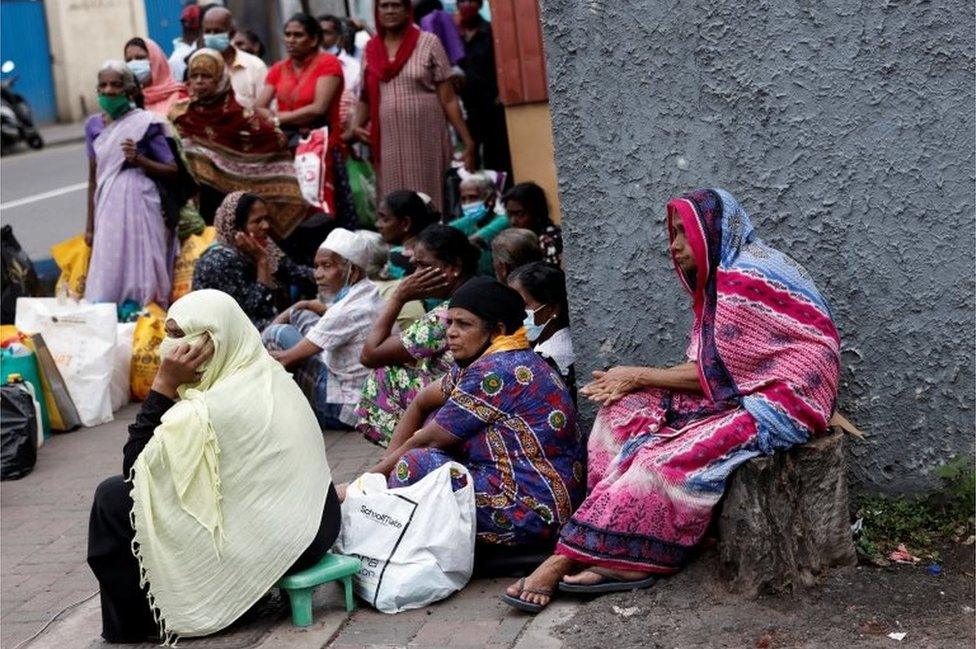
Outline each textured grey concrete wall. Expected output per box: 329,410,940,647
538,0,975,492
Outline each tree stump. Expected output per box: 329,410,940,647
718,432,857,596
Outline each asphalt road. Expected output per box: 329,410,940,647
0,142,88,259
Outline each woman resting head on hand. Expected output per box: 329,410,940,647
355,224,481,447
192,191,317,330
87,290,338,642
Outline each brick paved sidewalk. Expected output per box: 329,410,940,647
1,406,575,649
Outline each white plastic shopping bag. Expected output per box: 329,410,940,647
15,298,117,427
334,462,476,614
111,322,136,412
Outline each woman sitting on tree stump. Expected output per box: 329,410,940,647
501,187,841,613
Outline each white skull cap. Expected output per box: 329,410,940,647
318,228,371,270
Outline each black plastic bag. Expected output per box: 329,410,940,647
154,137,199,233
1,380,38,480
1,225,39,324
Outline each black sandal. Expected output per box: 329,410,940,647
500,577,554,614
558,575,657,594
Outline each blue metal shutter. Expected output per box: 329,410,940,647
0,0,57,124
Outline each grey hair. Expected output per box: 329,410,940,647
98,59,139,95
356,230,390,280
204,6,237,32
491,228,543,268
460,171,496,198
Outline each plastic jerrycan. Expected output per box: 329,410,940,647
1,347,51,439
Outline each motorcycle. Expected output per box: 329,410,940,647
1,61,43,151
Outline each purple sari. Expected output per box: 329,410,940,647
85,109,174,307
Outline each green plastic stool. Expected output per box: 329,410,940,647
275,553,361,627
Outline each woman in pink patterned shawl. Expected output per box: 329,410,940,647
502,188,840,613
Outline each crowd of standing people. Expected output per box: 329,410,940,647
81,1,842,644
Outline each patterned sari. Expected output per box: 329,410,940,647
556,188,840,574
85,109,174,307
389,345,586,546
169,51,307,238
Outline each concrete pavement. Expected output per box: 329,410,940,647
1,404,575,649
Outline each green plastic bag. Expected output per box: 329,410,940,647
347,158,377,228
177,202,206,241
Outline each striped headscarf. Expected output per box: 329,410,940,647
667,188,840,452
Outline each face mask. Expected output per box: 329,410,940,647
158,331,214,385
324,44,341,55
461,201,488,223
204,32,232,51
98,93,132,119
330,263,354,304
523,305,552,343
126,59,151,84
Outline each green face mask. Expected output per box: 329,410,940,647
98,93,131,119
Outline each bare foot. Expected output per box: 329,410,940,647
562,566,652,585
504,555,577,607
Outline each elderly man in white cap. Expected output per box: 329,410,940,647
262,228,385,430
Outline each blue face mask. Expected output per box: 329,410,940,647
523,305,552,343
460,201,489,224
204,32,232,51
332,285,350,304
329,264,354,304
126,59,151,84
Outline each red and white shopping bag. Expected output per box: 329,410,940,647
294,127,335,214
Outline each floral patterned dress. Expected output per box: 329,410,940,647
356,303,453,446
387,348,586,546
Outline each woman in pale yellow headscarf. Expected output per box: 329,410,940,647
86,290,337,643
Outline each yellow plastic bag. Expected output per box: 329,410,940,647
170,226,216,303
0,325,19,343
130,303,166,401
50,235,92,300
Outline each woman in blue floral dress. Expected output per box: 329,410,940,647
356,277,585,547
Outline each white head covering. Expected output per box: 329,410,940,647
319,228,371,270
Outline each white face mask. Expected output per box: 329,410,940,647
126,58,151,84
522,305,552,342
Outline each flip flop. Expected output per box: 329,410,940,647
558,575,658,595
499,577,553,614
